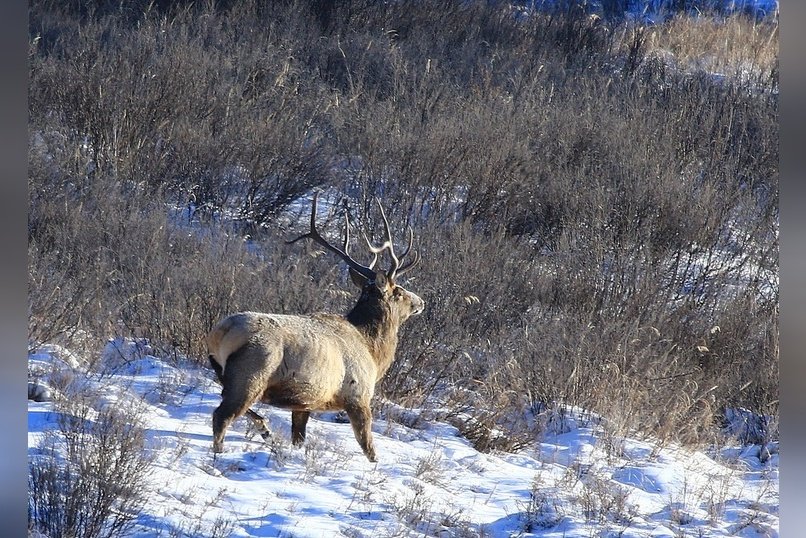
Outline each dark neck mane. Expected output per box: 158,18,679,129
345,295,401,380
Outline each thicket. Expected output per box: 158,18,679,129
29,0,778,450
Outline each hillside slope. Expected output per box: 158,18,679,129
28,341,778,537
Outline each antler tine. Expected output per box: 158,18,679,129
341,210,350,251
368,250,379,271
395,249,420,278
385,225,416,280
397,226,415,263
286,192,376,281
362,197,402,278
362,199,393,251
285,191,320,246
343,208,379,270
394,226,420,278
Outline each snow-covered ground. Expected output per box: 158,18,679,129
28,341,778,537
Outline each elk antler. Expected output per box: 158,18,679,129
287,192,377,282
363,198,420,281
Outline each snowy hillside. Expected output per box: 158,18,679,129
28,341,778,537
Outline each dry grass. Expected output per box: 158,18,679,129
637,14,778,80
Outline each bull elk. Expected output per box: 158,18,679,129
206,193,424,462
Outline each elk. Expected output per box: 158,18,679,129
205,193,424,462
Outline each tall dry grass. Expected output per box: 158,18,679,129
637,13,778,80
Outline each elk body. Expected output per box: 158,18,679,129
206,194,424,462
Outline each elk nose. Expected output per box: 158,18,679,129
413,296,425,315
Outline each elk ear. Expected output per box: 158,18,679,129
348,268,368,288
374,271,390,293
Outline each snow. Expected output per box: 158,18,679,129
513,0,778,22
28,341,778,537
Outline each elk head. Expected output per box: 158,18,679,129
287,192,425,330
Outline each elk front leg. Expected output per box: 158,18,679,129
344,402,377,462
291,411,310,446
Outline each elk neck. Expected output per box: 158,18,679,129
345,294,401,380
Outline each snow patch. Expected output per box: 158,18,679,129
27,344,779,537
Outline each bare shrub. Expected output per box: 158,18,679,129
385,480,435,535
301,435,353,481
414,446,449,489
162,514,236,538
28,395,154,538
574,473,635,527
29,0,333,226
518,475,564,532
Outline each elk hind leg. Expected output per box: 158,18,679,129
213,396,254,454
212,352,262,454
344,402,377,462
245,408,271,441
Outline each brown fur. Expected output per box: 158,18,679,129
207,275,423,462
